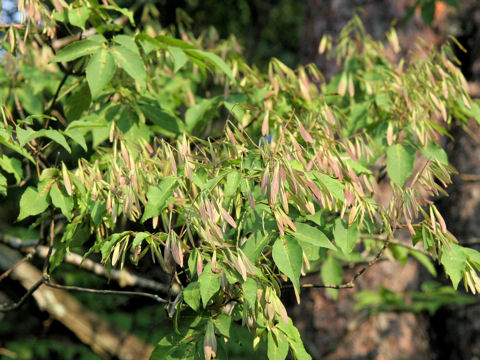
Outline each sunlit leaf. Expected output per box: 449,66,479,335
86,49,116,99
141,176,178,222
53,39,102,62
386,144,415,187
18,187,49,221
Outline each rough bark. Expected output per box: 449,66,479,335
300,0,445,78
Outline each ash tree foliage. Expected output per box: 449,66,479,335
1,1,480,359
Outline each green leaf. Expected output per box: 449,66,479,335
314,173,344,201
52,39,102,62
63,83,91,122
15,126,36,147
86,49,116,99
242,232,271,262
242,277,258,307
183,282,201,311
289,222,336,250
90,201,106,227
64,129,87,151
111,45,146,88
421,1,436,25
151,314,204,360
386,144,415,187
132,232,150,248
68,6,91,30
136,34,164,54
98,5,135,25
140,103,185,138
277,318,312,360
321,255,343,300
421,142,448,165
185,97,219,133
272,237,302,296
169,46,188,73
113,35,140,55
16,88,43,115
267,330,289,360
16,128,71,153
43,129,71,153
0,174,7,196
18,187,49,221
0,128,35,163
0,155,23,183
462,247,480,268
50,183,73,219
156,35,196,50
224,170,241,197
409,250,437,277
213,314,232,338
141,176,178,222
440,243,466,289
186,49,235,82
198,264,221,307
333,219,359,254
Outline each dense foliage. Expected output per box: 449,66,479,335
1,1,480,359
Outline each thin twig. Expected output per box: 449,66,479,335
0,279,43,312
460,238,480,247
458,173,480,182
42,276,167,303
360,234,431,256
0,252,34,283
46,71,70,116
295,233,393,290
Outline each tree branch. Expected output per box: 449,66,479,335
2,234,173,292
0,245,154,359
0,278,43,312
42,276,168,304
295,233,393,290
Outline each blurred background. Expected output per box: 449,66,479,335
2,0,480,359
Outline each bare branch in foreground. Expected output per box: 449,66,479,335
0,245,154,360
2,234,174,293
